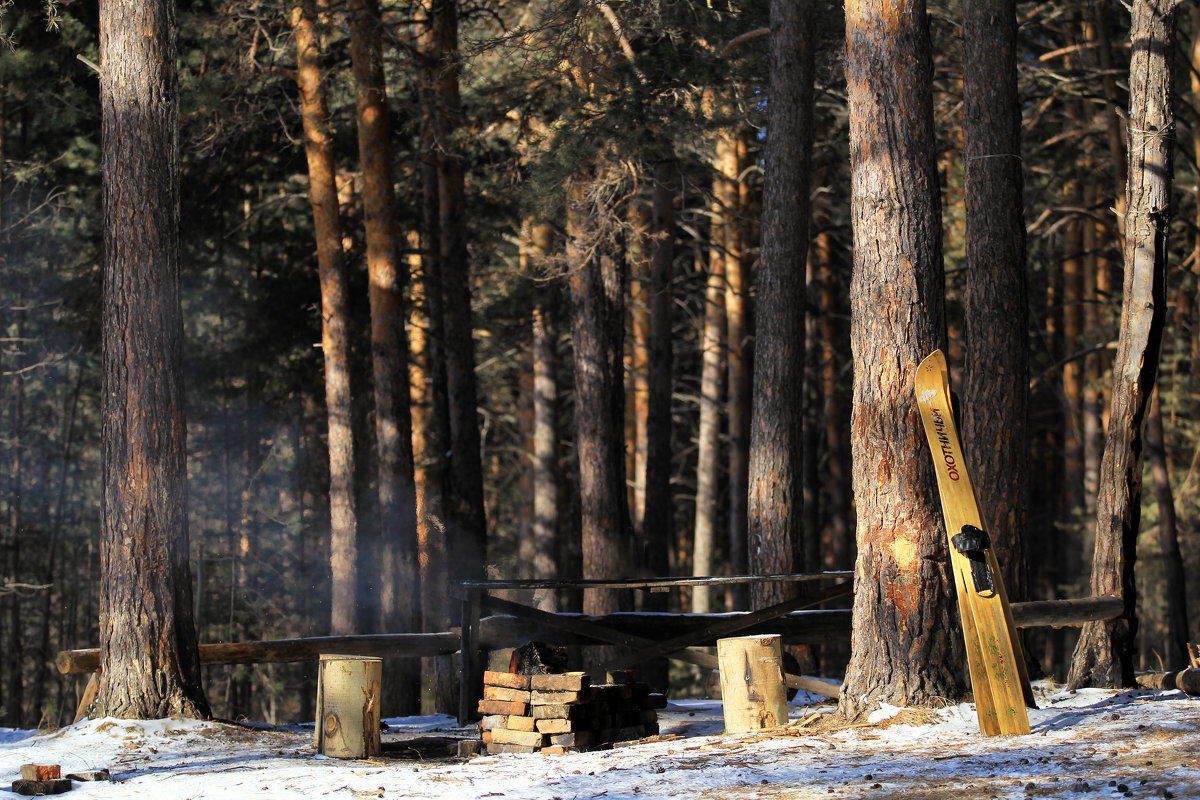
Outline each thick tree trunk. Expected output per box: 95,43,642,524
838,0,963,719
97,0,208,719
1069,0,1177,689
961,0,1029,602
349,0,419,713
431,0,487,586
292,0,360,637
567,171,632,616
747,0,814,611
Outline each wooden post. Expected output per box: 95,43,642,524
716,634,789,733
315,655,382,758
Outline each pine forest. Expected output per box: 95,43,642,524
0,0,1197,727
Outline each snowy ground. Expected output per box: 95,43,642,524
0,683,1197,799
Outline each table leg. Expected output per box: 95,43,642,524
458,589,482,725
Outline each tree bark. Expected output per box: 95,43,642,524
291,0,360,637
720,134,751,595
692,237,727,613
431,0,488,586
961,0,1029,601
348,0,419,713
97,0,208,718
1145,388,1189,669
1068,0,1178,689
747,0,814,611
640,159,676,598
525,221,561,612
838,0,963,718
568,171,632,616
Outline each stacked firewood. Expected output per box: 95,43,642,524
477,669,667,755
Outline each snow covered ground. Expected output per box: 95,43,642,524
0,683,1196,799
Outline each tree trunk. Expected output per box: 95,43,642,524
5,308,25,726
720,134,751,596
97,0,208,718
526,221,561,612
640,159,676,597
291,0,360,637
961,0,1029,602
816,230,853,571
692,237,727,613
1068,0,1177,689
431,0,488,585
349,0,419,713
838,0,963,719
1145,388,1189,669
567,171,632,616
747,0,814,611
628,199,651,530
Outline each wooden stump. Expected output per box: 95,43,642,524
716,634,789,733
315,654,382,758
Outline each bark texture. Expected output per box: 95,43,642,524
432,0,488,585
568,172,633,616
839,0,963,718
961,0,1029,601
747,0,815,610
691,237,726,613
292,0,359,636
98,0,208,719
640,160,676,596
349,0,419,711
1069,0,1177,689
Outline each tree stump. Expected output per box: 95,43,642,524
315,655,382,758
716,634,789,733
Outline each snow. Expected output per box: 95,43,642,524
0,683,1197,799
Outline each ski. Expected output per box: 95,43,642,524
915,349,1035,736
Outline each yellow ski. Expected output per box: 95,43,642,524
915,349,1034,736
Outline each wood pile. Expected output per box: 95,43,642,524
477,670,666,755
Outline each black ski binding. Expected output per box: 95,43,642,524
952,524,995,595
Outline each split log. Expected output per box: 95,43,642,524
716,635,790,733
315,655,381,759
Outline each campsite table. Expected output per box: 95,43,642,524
452,572,853,724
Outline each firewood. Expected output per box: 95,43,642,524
486,742,540,755
483,685,531,704
488,728,548,748
476,699,528,717
504,715,537,732
530,672,590,692
534,718,576,734
531,689,590,705
482,671,531,691
19,767,60,782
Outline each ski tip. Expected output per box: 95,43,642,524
917,349,947,372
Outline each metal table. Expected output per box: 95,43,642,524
452,572,853,724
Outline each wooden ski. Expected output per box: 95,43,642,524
915,349,1035,736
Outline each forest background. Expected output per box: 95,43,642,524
0,0,1197,730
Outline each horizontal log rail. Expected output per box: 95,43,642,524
56,595,1122,676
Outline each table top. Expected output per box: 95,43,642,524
453,571,853,592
